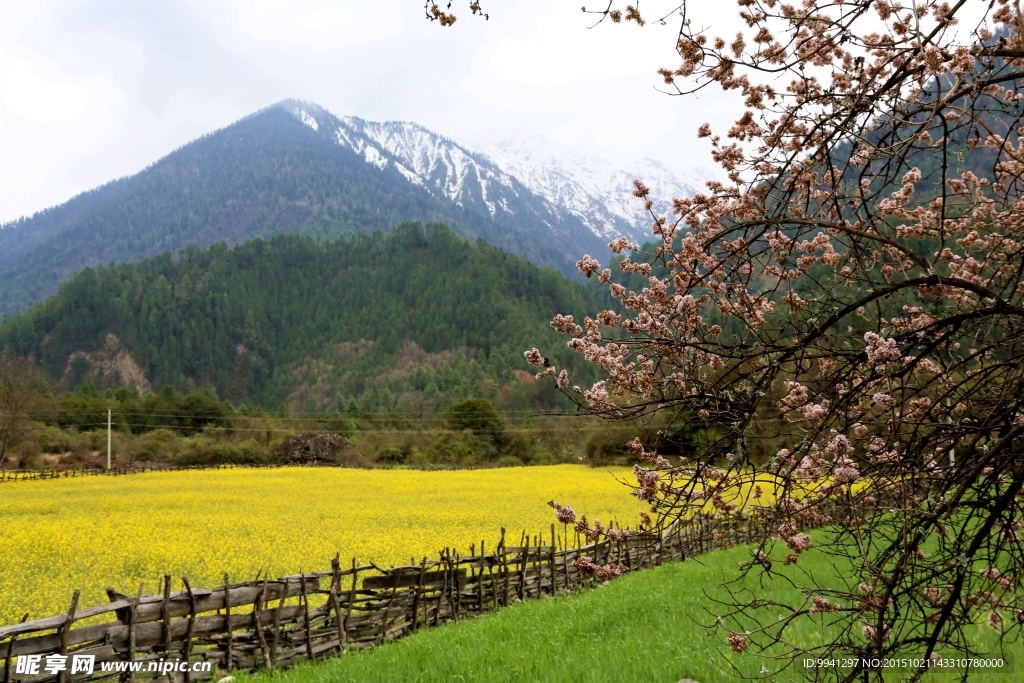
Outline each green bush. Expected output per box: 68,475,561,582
444,399,505,443
31,424,72,454
171,441,230,466
584,427,639,466
426,430,496,466
170,437,270,466
84,430,109,451
237,439,270,463
491,431,539,466
377,446,406,464
528,447,555,466
125,428,180,461
11,439,42,464
583,424,684,466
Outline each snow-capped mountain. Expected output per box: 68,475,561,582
279,100,707,250
282,101,530,221
277,100,604,265
0,98,709,317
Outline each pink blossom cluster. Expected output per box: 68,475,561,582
862,624,890,643
863,332,901,372
547,500,577,525
727,633,749,653
809,596,840,614
572,556,628,582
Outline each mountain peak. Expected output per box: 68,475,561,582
269,102,708,246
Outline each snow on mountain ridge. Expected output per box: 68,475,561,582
278,100,708,249
340,117,521,217
470,136,710,245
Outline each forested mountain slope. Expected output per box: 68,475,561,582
0,224,603,413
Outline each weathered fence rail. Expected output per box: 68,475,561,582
0,513,757,683
0,464,341,485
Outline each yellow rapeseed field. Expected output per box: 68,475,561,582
0,465,641,626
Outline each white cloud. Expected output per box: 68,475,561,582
0,34,126,221
0,58,91,122
477,2,676,86
227,0,408,50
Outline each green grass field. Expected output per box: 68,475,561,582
238,544,1023,683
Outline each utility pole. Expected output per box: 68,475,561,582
107,409,112,471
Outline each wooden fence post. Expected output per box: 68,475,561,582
549,524,557,593
329,584,346,651
517,541,527,602
454,552,463,618
58,591,79,683
499,528,509,608
330,554,341,594
161,575,172,655
412,558,427,631
381,571,402,641
223,575,232,672
271,581,285,666
437,550,449,627
127,582,143,683
346,559,358,638
253,579,272,671
300,574,314,662
182,578,197,683
563,531,571,589
476,541,484,612
4,614,29,683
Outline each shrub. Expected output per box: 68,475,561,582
377,446,406,464
499,431,535,464
125,428,180,461
31,424,72,454
427,430,496,466
11,439,42,464
584,427,643,466
444,399,505,443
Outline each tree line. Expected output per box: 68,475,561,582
0,223,602,415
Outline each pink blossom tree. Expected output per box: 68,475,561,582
503,0,1024,678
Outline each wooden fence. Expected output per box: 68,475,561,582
0,465,336,485
0,514,755,683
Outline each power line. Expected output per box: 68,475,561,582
41,421,616,435
21,408,598,422
45,407,588,418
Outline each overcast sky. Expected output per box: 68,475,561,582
0,0,743,225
